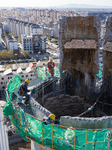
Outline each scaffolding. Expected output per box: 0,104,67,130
3,68,112,150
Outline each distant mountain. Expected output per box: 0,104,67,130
48,4,112,9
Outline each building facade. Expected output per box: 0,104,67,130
0,23,2,45
5,35,18,50
22,35,33,53
22,34,46,54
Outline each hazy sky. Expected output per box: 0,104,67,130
1,0,112,7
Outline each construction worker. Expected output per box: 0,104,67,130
43,114,55,125
47,58,55,77
18,79,30,105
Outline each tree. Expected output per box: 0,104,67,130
8,50,14,60
0,49,14,60
53,38,58,44
0,50,8,60
18,38,22,43
47,36,51,41
23,50,30,59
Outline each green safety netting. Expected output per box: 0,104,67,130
37,65,60,81
7,74,21,101
3,74,112,150
96,66,103,78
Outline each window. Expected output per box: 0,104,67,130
26,75,28,77
1,82,3,84
31,74,33,76
2,78,4,80
22,75,24,78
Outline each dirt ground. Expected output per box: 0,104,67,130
9,140,31,150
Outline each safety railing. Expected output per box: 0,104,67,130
4,74,112,150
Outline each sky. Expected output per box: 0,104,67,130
1,0,112,7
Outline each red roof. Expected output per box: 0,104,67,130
64,39,97,49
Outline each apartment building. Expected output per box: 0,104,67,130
22,35,33,53
0,9,77,40
5,34,18,51
2,22,9,33
0,23,2,44
32,34,46,53
0,67,34,90
22,34,46,54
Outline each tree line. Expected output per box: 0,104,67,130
0,50,30,60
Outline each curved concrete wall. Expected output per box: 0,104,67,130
60,116,112,129
30,97,51,150
30,97,51,120
30,96,112,150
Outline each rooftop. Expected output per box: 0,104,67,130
0,67,34,77
6,35,17,42
0,45,5,50
64,39,97,49
104,42,112,52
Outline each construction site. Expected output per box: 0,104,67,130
2,15,112,150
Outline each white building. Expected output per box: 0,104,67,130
30,24,40,36
53,23,59,38
5,34,18,51
21,35,33,54
0,67,35,90
0,24,2,45
0,108,9,150
2,22,9,33
42,27,54,37
22,34,46,54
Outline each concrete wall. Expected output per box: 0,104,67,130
0,28,2,44
0,101,9,150
30,97,51,120
30,97,51,150
104,16,112,43
60,116,112,129
100,16,112,115
59,16,101,102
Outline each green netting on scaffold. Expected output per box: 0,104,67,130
96,66,103,78
6,74,21,101
3,74,112,150
37,65,60,81
3,95,112,150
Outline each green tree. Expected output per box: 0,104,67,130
23,50,30,58
53,38,58,44
47,36,51,41
0,50,8,60
18,38,22,43
8,50,14,60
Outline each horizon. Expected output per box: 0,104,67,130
0,0,112,8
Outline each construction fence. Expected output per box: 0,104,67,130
3,71,112,150
37,65,60,81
